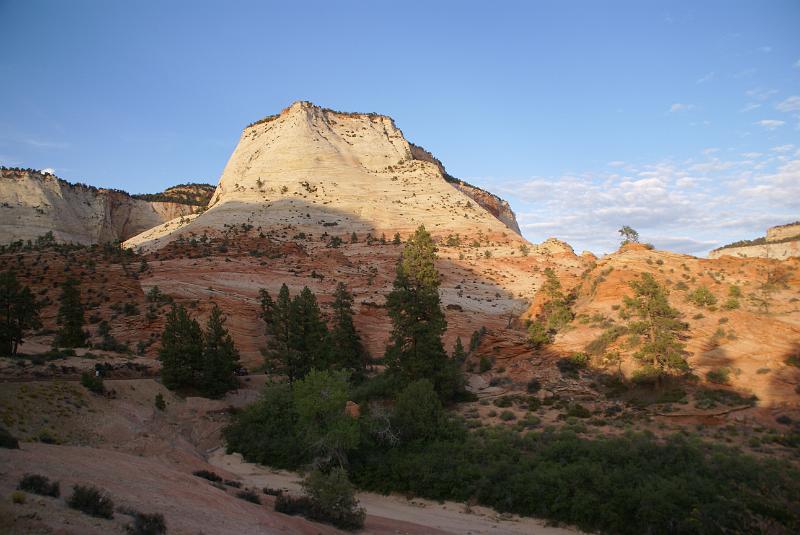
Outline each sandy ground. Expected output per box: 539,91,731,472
209,449,581,535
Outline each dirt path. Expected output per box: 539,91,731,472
209,449,581,535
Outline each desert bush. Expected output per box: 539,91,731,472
0,426,19,449
191,470,222,483
706,367,731,385
479,356,492,373
526,379,541,393
687,286,717,308
67,485,114,518
154,392,166,411
80,371,104,393
125,510,166,535
499,410,516,421
556,353,589,376
18,474,60,497
236,489,261,504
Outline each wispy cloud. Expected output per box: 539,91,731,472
740,102,761,112
23,138,70,149
745,87,778,101
696,71,715,84
755,119,785,130
758,45,772,53
669,103,694,113
776,95,800,113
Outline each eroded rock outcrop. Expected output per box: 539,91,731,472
0,168,210,245
709,221,800,260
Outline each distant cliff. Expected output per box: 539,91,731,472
709,221,800,260
0,168,210,245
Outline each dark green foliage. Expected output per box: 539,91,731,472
126,511,166,535
392,232,401,245
154,392,166,411
200,306,240,397
585,325,627,356
327,283,366,382
526,379,541,393
192,470,222,482
479,355,492,373
452,337,466,361
0,426,19,449
18,474,60,497
556,353,589,377
385,226,463,402
223,383,305,469
705,367,730,385
0,270,41,355
526,321,550,348
293,369,360,469
261,285,329,383
158,305,203,390
393,379,442,441
55,278,87,348
236,489,261,504
80,371,105,394
469,327,486,352
348,427,800,535
297,468,366,530
67,485,114,519
622,273,689,379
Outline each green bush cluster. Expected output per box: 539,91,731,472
17,474,60,497
67,485,114,519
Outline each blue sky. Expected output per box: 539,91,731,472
1,1,798,255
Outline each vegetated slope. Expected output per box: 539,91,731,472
540,243,800,407
0,168,208,245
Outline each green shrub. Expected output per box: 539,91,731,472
526,379,541,393
67,485,114,519
566,403,591,418
499,410,516,421
11,491,25,504
527,321,550,349
479,356,492,373
154,392,166,411
80,371,104,394
687,286,717,308
557,353,588,376
18,474,60,497
300,468,365,531
706,367,731,385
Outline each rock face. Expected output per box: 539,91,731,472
127,101,522,249
408,143,521,234
709,222,800,260
0,168,210,245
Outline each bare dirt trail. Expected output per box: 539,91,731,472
209,449,582,535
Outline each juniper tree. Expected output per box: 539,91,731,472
618,225,639,245
55,278,87,348
0,271,41,355
385,225,462,401
159,304,203,390
201,305,240,397
328,282,366,382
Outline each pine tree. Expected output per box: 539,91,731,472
55,278,87,348
385,226,462,401
201,305,240,397
159,304,203,390
452,337,466,362
392,232,401,245
288,286,329,377
0,271,41,355
350,232,358,243
328,282,366,382
622,273,688,381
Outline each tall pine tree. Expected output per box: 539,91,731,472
0,271,41,355
385,226,462,401
159,304,203,390
201,305,240,397
55,278,87,348
288,286,329,377
328,282,366,382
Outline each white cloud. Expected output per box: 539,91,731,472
669,103,694,113
41,168,55,175
776,95,800,113
607,160,626,167
740,102,761,112
491,150,800,256
755,119,785,130
696,72,715,84
759,46,772,53
745,88,778,101
770,144,794,153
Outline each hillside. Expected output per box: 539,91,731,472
0,168,209,245
709,222,800,260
